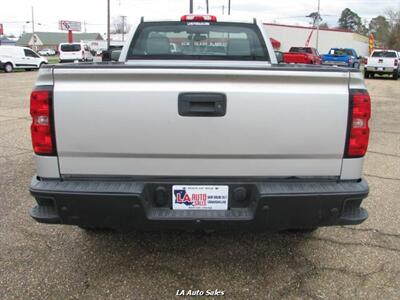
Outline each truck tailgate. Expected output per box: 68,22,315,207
368,57,396,68
53,67,350,177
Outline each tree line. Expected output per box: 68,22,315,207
337,7,399,50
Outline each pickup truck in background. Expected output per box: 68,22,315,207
322,48,361,69
364,50,399,80
29,15,371,232
283,47,321,64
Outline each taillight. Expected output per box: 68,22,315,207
395,59,398,66
30,87,56,155
364,57,368,65
346,90,371,158
181,15,217,22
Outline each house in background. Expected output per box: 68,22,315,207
16,32,103,51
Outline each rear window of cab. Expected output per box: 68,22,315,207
290,47,312,54
371,51,397,58
127,21,269,61
60,44,81,52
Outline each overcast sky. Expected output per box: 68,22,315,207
1,0,399,36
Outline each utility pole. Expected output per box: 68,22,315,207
121,15,126,42
190,0,193,13
31,6,36,51
228,0,231,15
206,0,209,14
107,0,110,50
316,0,321,51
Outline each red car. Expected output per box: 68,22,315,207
283,47,322,65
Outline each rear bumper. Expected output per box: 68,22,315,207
29,177,369,231
366,66,396,73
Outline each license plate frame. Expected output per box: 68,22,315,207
172,185,229,210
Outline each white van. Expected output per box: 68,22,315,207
0,46,48,73
59,42,93,63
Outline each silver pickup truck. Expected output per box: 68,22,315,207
29,15,371,231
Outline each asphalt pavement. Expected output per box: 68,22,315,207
0,71,399,299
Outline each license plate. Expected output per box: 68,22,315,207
377,67,384,71
172,185,228,210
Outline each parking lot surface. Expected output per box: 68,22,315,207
0,72,399,299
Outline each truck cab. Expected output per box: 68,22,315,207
322,48,361,69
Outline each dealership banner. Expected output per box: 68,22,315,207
59,20,81,32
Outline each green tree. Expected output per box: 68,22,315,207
338,8,366,34
369,16,390,44
385,8,400,50
307,12,322,26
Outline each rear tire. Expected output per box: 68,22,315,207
393,71,398,80
4,63,13,73
364,71,369,79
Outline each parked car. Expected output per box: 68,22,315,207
38,48,56,56
58,42,93,63
29,15,370,232
0,46,48,73
364,50,399,80
322,48,361,68
283,47,321,64
274,50,284,63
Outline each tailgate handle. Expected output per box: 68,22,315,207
178,93,226,117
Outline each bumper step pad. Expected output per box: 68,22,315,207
339,206,368,225
30,205,60,224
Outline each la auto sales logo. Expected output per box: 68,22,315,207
176,289,225,297
174,189,207,207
